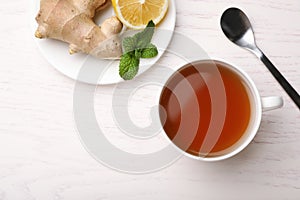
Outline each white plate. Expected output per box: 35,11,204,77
30,0,176,85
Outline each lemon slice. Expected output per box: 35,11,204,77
112,0,169,29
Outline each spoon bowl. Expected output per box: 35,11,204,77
221,8,253,44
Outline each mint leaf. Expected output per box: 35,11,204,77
123,21,155,54
135,20,155,49
119,53,140,80
122,36,137,54
141,44,158,58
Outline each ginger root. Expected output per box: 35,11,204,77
35,0,123,59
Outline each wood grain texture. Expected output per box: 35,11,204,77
0,0,299,199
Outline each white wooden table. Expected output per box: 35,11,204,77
1,0,299,199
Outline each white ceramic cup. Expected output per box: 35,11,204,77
159,59,283,162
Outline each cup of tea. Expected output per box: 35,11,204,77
159,59,283,161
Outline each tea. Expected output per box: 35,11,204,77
159,61,251,157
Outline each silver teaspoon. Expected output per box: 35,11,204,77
221,7,300,109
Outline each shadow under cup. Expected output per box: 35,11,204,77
159,60,261,160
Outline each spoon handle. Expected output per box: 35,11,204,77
260,53,300,109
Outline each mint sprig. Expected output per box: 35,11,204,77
141,43,158,58
119,20,158,80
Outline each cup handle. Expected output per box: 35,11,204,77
261,96,284,112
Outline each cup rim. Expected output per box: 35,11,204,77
158,59,262,161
